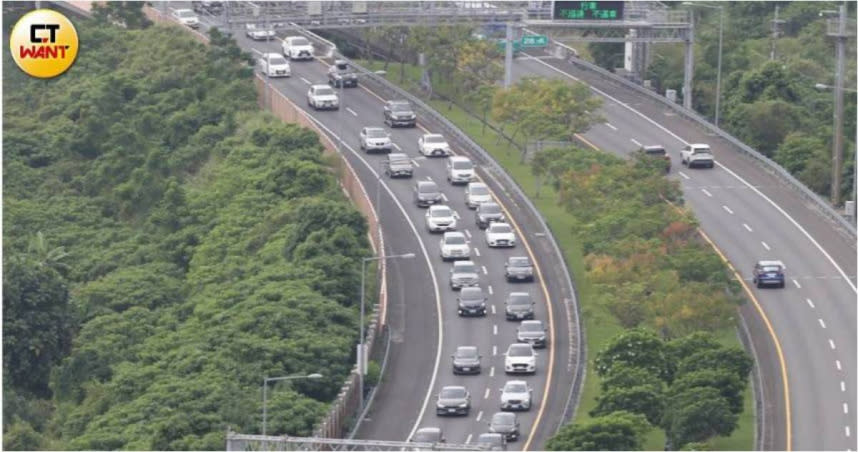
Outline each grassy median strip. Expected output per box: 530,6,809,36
360,60,754,450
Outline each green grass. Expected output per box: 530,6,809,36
360,59,754,450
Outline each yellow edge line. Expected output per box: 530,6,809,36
696,227,792,451
328,60,558,450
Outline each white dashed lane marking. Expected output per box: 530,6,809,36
847,426,851,437
493,324,498,335
484,388,490,399
829,339,837,350
819,319,827,329
844,403,849,414
488,285,493,295
743,223,753,232
464,229,472,239
474,248,481,257
795,280,803,289
493,345,497,356
411,159,420,167
605,122,618,131
300,77,311,84
679,171,690,180
762,241,771,251
491,304,496,314
842,381,847,392
702,188,713,197
466,434,472,444
482,265,488,275
722,205,734,214
630,138,641,147
476,411,483,422
346,107,358,116
490,366,495,377
837,360,842,370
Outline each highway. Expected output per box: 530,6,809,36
207,29,579,449
512,50,857,451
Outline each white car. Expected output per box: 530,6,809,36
307,85,339,111
500,380,533,411
359,127,392,153
245,23,275,40
504,343,536,374
425,205,457,233
171,9,199,28
419,133,452,157
486,222,516,248
679,143,715,168
447,156,475,184
258,53,291,77
282,36,315,60
440,231,470,261
465,182,492,209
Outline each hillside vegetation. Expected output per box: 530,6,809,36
3,8,368,450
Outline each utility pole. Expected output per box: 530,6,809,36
770,5,785,61
504,23,513,88
827,3,849,206
682,16,694,110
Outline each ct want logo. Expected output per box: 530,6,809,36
10,9,79,78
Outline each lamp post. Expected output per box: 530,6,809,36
683,2,724,127
358,252,415,416
815,81,858,223
261,373,323,436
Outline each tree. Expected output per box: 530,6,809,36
26,231,70,276
589,42,625,72
663,386,738,448
3,419,45,451
676,347,753,384
546,410,652,451
92,1,152,29
594,328,670,381
670,369,745,414
3,255,74,396
466,84,499,135
590,384,665,425
457,40,503,94
600,364,665,392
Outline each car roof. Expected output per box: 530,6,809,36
504,379,527,386
418,180,438,188
388,152,408,159
365,126,385,132
456,345,478,353
444,231,466,238
441,385,466,391
468,182,488,188
453,260,475,267
521,320,543,327
492,411,516,420
757,260,785,267
311,84,332,89
450,155,471,162
416,427,441,434
643,145,665,150
489,222,511,229
460,286,483,295
263,52,284,58
508,343,532,350
424,133,444,138
689,143,711,148
388,100,410,105
429,204,451,211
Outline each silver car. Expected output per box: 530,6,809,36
436,386,470,416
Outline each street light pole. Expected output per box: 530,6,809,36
831,3,847,206
261,373,323,436
358,252,415,417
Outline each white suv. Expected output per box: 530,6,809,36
440,232,471,261
307,85,339,110
447,156,475,184
419,133,452,157
425,205,457,233
504,343,536,374
258,53,291,77
500,380,533,411
680,143,714,168
486,222,516,248
171,9,199,28
282,36,315,60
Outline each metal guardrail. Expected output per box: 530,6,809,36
226,432,488,451
557,46,857,239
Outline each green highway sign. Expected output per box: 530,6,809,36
553,1,625,20
520,35,549,48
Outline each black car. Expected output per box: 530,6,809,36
517,320,547,348
476,202,505,229
451,345,482,375
489,412,520,442
505,256,534,282
436,386,470,416
383,100,417,127
414,180,442,207
505,292,535,320
476,433,507,451
328,59,358,88
457,286,487,317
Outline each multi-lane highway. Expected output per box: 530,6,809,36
205,28,579,449
512,49,857,451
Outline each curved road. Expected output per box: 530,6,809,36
213,30,579,449
513,50,857,451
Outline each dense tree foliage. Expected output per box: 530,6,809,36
4,10,369,450
546,410,652,451
642,2,856,204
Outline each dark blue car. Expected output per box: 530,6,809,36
753,260,786,288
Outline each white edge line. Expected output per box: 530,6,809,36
526,55,858,294
298,114,444,443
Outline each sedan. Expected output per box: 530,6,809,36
414,181,442,207
517,320,547,349
465,182,492,209
505,292,534,321
425,205,457,233
489,412,520,442
486,222,516,248
505,256,534,282
753,260,786,288
436,386,470,416
476,202,505,229
451,345,481,375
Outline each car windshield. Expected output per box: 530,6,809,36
471,185,490,195
493,413,515,425
504,383,527,393
413,431,439,442
440,387,466,398
491,224,512,234
461,288,483,300
335,62,349,70
452,160,473,170
267,56,288,65
509,257,531,267
178,10,195,17
694,147,711,154
480,203,501,214
645,147,666,155
455,347,478,359
366,128,387,138
477,435,503,445
455,263,477,274
508,294,530,305
445,235,466,245
389,155,409,164
315,87,335,96
508,345,532,357
761,266,782,272
291,37,310,46
430,208,452,217
419,183,439,194
520,322,542,332
425,135,446,143
390,102,412,112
